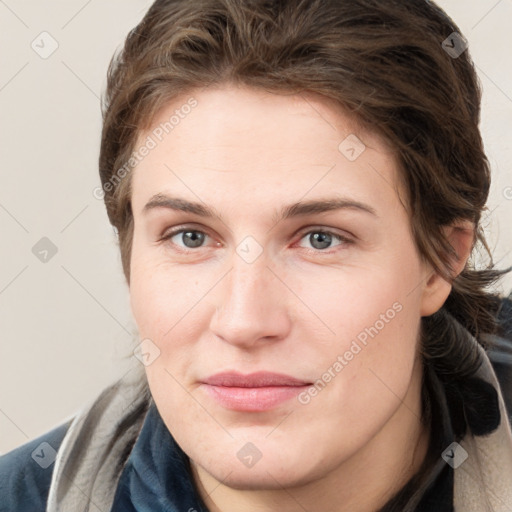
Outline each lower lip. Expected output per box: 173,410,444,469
201,384,310,412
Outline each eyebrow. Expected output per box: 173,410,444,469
142,193,377,224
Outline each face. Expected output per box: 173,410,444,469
129,84,434,490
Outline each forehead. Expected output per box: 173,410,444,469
131,85,404,215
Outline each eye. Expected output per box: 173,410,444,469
159,226,353,254
161,227,213,250
296,229,352,252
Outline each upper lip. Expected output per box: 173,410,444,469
202,371,311,388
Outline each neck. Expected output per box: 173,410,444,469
191,357,430,512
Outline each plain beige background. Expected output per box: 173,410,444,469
1,0,511,454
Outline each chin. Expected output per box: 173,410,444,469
203,463,314,491
193,446,328,491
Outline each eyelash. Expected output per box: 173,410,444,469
159,225,354,255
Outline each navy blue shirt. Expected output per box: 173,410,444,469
109,402,209,512
0,420,70,512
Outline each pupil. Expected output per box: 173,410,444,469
183,231,204,248
311,232,331,249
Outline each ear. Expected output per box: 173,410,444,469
420,220,475,316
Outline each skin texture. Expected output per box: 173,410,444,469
128,84,473,512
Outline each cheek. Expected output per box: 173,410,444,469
292,256,422,350
129,262,204,426
129,254,216,391
129,251,197,339
291,249,423,411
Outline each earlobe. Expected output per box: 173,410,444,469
419,220,475,317
419,270,451,317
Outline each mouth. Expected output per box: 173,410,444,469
200,371,312,412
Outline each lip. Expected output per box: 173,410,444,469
200,371,312,412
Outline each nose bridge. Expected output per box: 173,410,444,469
210,248,289,346
224,251,275,315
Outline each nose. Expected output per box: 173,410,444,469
209,253,292,350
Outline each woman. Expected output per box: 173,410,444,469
1,0,511,510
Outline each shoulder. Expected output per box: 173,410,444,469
0,418,72,512
487,293,512,421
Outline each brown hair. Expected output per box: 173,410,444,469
98,0,508,509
